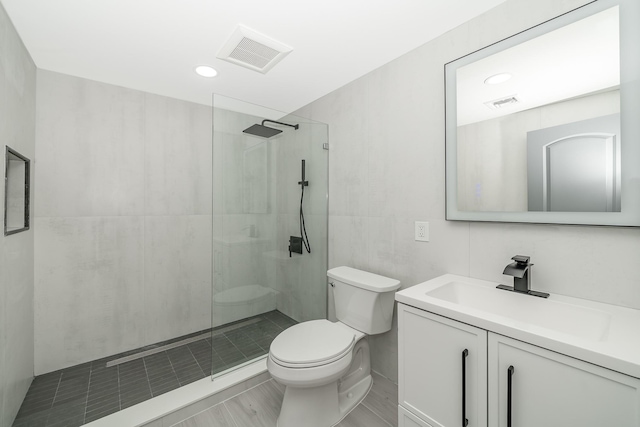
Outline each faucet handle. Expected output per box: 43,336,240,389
511,255,530,265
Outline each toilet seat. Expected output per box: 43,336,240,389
270,319,357,368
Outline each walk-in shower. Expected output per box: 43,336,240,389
212,94,329,378
11,93,328,427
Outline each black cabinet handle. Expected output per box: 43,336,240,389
507,365,515,427
462,349,469,427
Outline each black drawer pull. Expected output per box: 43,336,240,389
462,349,469,427
507,365,515,427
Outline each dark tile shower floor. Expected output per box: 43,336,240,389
12,310,296,427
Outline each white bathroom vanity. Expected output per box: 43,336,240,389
396,274,640,427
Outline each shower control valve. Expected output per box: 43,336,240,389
289,236,303,257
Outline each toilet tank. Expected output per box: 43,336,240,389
327,266,401,335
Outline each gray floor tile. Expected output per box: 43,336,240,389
336,404,392,427
224,380,283,427
45,400,86,426
13,310,295,426
119,383,151,398
88,377,119,392
84,405,120,424
178,375,204,387
119,371,149,386
11,410,49,427
362,372,398,426
120,394,151,410
15,401,53,419
88,384,119,399
148,371,179,385
173,403,237,427
86,394,119,414
150,382,181,397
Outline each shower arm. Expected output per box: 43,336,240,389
262,119,299,130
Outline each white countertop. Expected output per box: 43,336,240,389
396,274,640,379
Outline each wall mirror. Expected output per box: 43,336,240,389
4,146,30,236
445,0,640,226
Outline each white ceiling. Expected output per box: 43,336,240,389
456,6,619,126
0,0,506,113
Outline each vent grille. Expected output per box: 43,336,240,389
218,25,293,74
228,37,281,69
484,94,520,110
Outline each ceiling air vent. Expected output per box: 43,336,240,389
484,94,520,110
217,25,293,74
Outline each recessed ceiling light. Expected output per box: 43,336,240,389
195,65,218,78
484,73,512,85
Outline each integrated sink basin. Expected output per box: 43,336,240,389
426,280,611,341
396,274,640,379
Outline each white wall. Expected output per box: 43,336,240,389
34,70,212,374
0,2,36,426
297,0,640,382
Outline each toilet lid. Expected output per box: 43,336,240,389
270,319,356,367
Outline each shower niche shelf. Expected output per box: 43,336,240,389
4,146,30,236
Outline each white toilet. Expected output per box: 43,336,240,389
267,266,400,427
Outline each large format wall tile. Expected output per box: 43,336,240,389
143,215,212,344
144,94,212,216
3,231,35,420
34,73,215,374
0,200,5,425
0,2,36,425
34,216,145,374
469,222,640,310
300,0,626,382
35,70,145,218
316,79,370,218
328,215,369,272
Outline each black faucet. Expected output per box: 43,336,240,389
497,255,549,298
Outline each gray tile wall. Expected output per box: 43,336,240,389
0,2,37,426
297,0,640,382
34,71,213,375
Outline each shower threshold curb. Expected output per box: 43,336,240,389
83,357,269,427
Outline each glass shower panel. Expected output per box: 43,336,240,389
211,95,328,377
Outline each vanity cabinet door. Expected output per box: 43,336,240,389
399,304,487,427
399,405,433,427
488,333,640,427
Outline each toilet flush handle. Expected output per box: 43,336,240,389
329,282,335,287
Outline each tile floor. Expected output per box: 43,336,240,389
12,311,296,427
174,371,398,427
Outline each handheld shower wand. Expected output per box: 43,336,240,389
289,159,311,256
298,160,309,189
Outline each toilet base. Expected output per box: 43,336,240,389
276,375,373,427
337,374,372,422
272,334,373,427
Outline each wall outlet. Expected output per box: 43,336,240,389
415,221,429,242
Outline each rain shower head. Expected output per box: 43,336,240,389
243,119,299,139
243,123,282,138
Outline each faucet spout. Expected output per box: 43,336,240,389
503,261,529,280
502,255,532,293
497,255,549,298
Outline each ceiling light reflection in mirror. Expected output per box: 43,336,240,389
456,6,619,127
